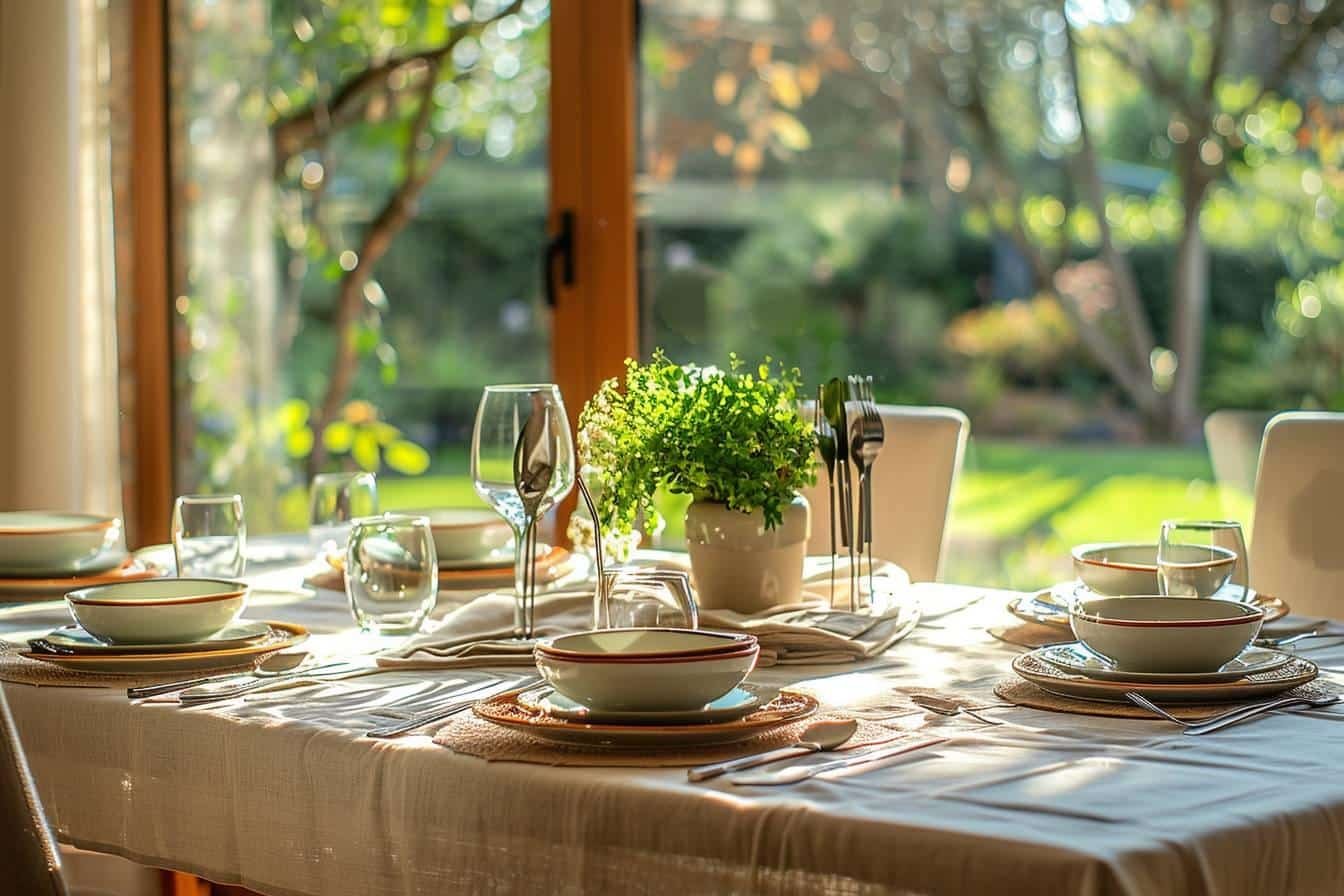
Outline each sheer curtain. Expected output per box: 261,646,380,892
0,0,122,517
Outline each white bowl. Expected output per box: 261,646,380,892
1072,542,1236,597
534,643,758,711
0,512,123,576
405,508,513,562
538,628,756,660
1070,596,1262,673
66,578,249,645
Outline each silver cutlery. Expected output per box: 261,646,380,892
687,718,858,782
126,652,315,700
1254,629,1337,649
177,660,369,705
823,378,856,609
1125,691,1341,734
729,735,947,786
851,376,883,599
910,694,1010,726
365,677,541,738
513,402,557,639
813,386,838,603
575,471,607,613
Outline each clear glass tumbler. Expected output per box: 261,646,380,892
310,471,379,557
1158,519,1248,600
345,513,438,636
595,568,699,630
171,494,246,577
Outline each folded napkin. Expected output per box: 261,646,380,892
378,557,919,670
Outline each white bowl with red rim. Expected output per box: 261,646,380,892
66,578,249,645
534,628,759,711
402,507,513,563
1070,596,1263,673
1071,542,1237,597
0,511,123,576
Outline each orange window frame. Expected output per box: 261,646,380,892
126,0,639,551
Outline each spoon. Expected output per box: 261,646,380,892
125,651,312,700
687,718,858,782
512,401,557,639
910,694,1008,726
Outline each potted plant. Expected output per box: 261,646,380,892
578,351,816,612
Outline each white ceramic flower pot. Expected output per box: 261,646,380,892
684,496,810,614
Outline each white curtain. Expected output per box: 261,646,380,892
0,0,122,516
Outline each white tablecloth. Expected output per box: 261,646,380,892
4,546,1344,896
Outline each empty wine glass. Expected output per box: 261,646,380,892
1158,520,1248,600
594,567,699,630
471,384,575,638
345,514,438,636
309,472,378,557
172,494,246,577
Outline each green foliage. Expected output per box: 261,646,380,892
944,294,1081,387
280,398,431,476
578,351,817,536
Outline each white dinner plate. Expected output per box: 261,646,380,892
19,621,308,674
40,620,273,655
518,684,771,725
1012,650,1318,704
1037,642,1291,684
474,689,818,748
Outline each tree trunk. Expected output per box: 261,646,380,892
1168,158,1213,441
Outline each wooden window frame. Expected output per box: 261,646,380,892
126,1,639,549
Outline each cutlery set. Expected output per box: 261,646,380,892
816,376,885,610
512,401,559,640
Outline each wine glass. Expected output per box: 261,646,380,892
1158,520,1248,600
345,513,438,636
595,567,699,630
171,494,246,577
471,384,575,638
309,472,379,558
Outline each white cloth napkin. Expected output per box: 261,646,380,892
377,557,918,669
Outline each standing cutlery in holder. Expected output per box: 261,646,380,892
817,375,884,612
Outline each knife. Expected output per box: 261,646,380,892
728,735,946,786
177,661,370,704
822,378,852,550
365,676,542,738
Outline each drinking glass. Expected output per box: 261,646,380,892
1158,520,1248,600
471,384,575,638
309,472,379,557
171,494,246,577
594,567,699,630
345,514,438,635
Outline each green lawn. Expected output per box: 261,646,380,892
379,438,1253,590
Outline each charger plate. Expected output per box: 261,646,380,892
1037,642,1290,684
1011,650,1317,704
0,557,166,602
39,620,273,655
1008,583,1288,629
474,689,818,748
19,621,308,674
307,545,576,593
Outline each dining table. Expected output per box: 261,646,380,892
4,536,1344,896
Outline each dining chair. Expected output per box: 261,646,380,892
1204,409,1274,497
1250,411,1344,618
0,688,69,896
800,403,969,583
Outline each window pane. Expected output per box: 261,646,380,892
637,1,1341,586
169,0,551,531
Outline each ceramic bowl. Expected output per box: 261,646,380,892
405,508,513,562
0,512,123,576
534,641,759,711
66,578,249,645
1070,596,1263,673
537,628,756,660
1072,542,1237,597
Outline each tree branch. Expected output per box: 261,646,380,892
1240,0,1344,113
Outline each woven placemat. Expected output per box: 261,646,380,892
994,677,1340,720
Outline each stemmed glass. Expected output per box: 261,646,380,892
471,384,575,638
171,494,246,577
1158,520,1248,600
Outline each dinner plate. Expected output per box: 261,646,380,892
474,689,818,748
517,684,771,725
307,545,581,593
39,620,273,655
19,621,308,674
1037,642,1291,684
1007,582,1289,629
0,557,167,603
1012,650,1318,704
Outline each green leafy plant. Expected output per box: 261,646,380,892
578,351,816,537
279,398,430,476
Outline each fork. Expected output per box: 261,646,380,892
850,376,884,598
1125,691,1340,734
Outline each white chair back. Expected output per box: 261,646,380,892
0,689,68,896
1204,409,1273,497
1250,412,1344,619
801,404,968,583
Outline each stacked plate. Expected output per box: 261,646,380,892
471,629,818,747
0,512,165,600
1011,595,1317,704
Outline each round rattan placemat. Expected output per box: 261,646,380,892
994,677,1339,720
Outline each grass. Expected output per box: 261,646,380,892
376,438,1254,590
